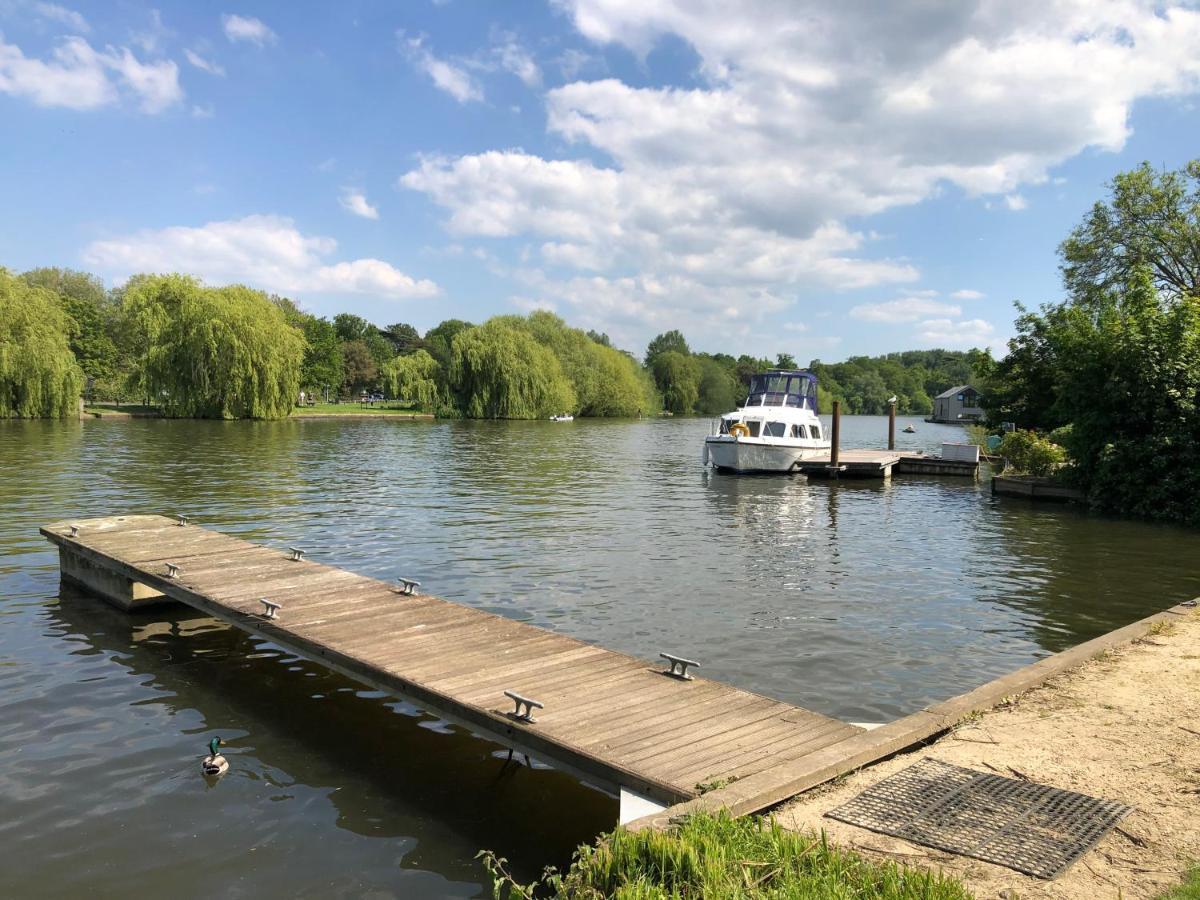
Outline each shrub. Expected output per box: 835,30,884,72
998,430,1066,477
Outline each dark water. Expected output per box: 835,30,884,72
2,416,1197,897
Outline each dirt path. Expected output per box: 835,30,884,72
776,609,1200,899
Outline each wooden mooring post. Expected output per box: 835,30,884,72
887,401,896,451
828,400,841,478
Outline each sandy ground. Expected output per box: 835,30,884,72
776,609,1200,899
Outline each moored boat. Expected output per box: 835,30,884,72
703,369,830,473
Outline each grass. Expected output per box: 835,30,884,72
479,811,972,899
291,402,432,417
1158,866,1200,899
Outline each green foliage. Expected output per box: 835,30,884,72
450,319,576,418
696,356,741,415
1061,159,1200,303
383,349,439,411
811,350,981,415
299,315,344,396
383,322,422,355
341,339,378,396
121,274,303,419
0,269,85,418
479,811,971,899
651,350,701,415
333,312,373,343
646,330,690,363
1157,865,1200,900
997,430,1066,477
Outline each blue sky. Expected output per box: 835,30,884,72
2,1,1198,361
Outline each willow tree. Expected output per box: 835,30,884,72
0,269,84,418
384,349,439,411
450,320,575,418
122,274,304,419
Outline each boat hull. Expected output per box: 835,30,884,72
704,437,824,473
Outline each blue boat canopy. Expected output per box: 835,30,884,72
745,369,818,411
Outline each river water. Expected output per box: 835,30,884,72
2,416,1197,897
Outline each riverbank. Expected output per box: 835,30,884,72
80,402,434,420
776,604,1200,898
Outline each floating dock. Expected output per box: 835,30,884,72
43,515,863,822
794,450,979,479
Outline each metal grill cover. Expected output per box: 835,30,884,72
826,758,1132,879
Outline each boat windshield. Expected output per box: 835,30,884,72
746,372,816,409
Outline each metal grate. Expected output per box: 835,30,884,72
826,758,1132,879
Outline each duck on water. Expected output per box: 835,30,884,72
703,369,831,473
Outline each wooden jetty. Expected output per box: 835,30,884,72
43,514,863,822
793,450,979,479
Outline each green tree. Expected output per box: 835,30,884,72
646,329,690,363
775,352,798,369
0,269,84,418
333,313,373,343
695,355,740,414
423,318,473,395
341,340,378,396
121,275,303,419
1061,159,1200,303
383,349,439,411
651,350,701,415
382,322,422,355
449,320,575,418
23,267,127,398
300,316,343,398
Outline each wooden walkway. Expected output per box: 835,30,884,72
43,515,862,815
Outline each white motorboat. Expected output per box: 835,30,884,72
703,369,830,473
550,414,574,422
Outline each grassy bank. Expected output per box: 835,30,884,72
481,811,969,899
291,402,432,417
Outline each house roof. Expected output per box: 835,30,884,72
935,384,975,399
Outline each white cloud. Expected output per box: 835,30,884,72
222,14,276,47
850,297,962,323
82,214,439,300
915,317,995,347
185,49,225,77
191,103,213,118
1004,193,1028,211
951,288,984,300
0,35,182,112
34,3,89,33
340,188,380,220
131,9,171,55
400,1,1200,348
399,32,481,103
494,33,540,86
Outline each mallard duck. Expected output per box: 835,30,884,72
202,737,228,776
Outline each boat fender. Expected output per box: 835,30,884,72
729,422,750,438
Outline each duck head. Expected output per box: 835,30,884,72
208,737,224,757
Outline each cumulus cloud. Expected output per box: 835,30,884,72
340,188,380,220
1004,193,1028,211
399,31,482,103
0,35,182,112
185,49,225,76
34,3,89,33
222,14,276,46
82,214,439,300
399,1,1200,348
850,297,962,323
952,288,985,300
915,317,995,347
493,31,540,86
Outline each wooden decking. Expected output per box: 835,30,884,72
795,449,903,477
42,515,862,810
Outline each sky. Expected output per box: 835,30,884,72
1,1,1198,362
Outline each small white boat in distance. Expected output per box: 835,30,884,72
703,369,830,473
550,414,574,422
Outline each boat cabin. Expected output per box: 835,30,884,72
745,370,818,411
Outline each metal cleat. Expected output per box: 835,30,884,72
287,547,305,562
660,652,700,680
176,515,190,526
260,598,282,619
504,690,544,723
164,563,180,578
68,525,80,537
396,577,421,595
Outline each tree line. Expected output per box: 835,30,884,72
2,264,985,420
979,159,1200,526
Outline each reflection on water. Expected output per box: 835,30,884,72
1,416,1197,896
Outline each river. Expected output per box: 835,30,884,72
2,415,1197,897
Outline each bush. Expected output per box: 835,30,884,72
998,430,1066,477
